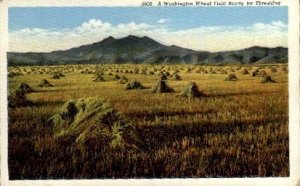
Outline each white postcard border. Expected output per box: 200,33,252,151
0,0,299,186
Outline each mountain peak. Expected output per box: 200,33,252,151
106,36,115,40
141,36,157,42
102,36,115,42
109,35,165,50
126,35,140,39
123,35,153,41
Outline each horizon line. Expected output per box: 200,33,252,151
8,35,288,54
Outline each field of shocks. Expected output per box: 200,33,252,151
8,64,288,179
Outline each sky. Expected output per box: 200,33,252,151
9,7,288,52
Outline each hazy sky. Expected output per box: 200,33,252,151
9,7,288,52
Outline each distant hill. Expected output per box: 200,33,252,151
7,35,288,66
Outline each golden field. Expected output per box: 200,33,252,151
8,64,288,179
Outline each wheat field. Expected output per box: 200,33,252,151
8,64,288,179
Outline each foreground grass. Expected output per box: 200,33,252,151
8,64,288,178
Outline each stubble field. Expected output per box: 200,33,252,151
8,64,288,179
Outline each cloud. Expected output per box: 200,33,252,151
9,19,288,52
157,18,167,24
76,19,112,33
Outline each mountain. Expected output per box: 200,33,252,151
7,35,288,66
